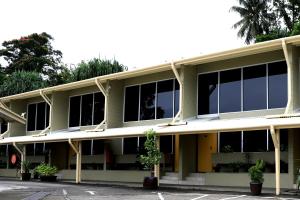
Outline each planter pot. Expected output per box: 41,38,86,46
143,176,158,190
33,174,39,179
250,182,262,195
40,175,57,182
21,173,31,181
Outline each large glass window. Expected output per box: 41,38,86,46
243,130,267,152
174,80,180,116
35,143,45,155
82,140,92,155
0,122,7,134
219,132,241,152
140,83,156,120
69,96,81,127
198,72,218,115
124,86,140,122
243,65,267,111
157,80,173,119
93,92,105,125
220,69,241,113
160,135,173,153
27,102,49,131
93,140,104,155
269,129,288,151
81,94,93,126
268,61,287,109
123,137,138,154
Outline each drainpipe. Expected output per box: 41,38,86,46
37,90,52,136
92,78,108,131
270,125,281,195
171,62,183,124
282,39,293,114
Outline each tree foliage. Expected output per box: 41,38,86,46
139,129,162,170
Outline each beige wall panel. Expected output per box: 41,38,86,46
197,50,284,74
0,169,18,177
51,91,70,131
124,70,175,86
68,85,100,97
291,46,300,110
182,66,197,119
9,100,27,137
107,80,124,128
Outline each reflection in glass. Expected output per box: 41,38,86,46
268,61,287,108
140,83,156,120
243,65,266,111
157,80,173,119
198,72,218,115
81,94,93,126
220,69,241,113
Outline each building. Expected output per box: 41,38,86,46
1,35,300,195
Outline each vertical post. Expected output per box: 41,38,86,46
77,141,82,183
275,129,281,195
103,143,107,171
154,136,160,186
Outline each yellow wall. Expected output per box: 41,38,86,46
197,133,217,172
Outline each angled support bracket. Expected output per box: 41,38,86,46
36,90,52,136
68,139,81,183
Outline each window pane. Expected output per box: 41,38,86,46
26,144,34,156
198,72,218,115
268,61,287,108
220,69,241,113
36,102,46,130
0,145,6,157
93,92,105,125
140,83,156,120
174,80,180,117
81,94,93,126
219,132,241,152
27,104,36,131
92,140,104,155
35,143,45,155
157,80,173,119
46,104,50,127
138,137,146,155
268,129,288,152
124,86,139,122
160,135,173,153
69,96,81,127
1,122,7,134
123,137,138,154
82,140,92,155
243,65,267,111
243,130,267,152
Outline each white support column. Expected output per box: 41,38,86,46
154,136,160,186
68,139,81,184
171,62,183,124
13,143,24,175
270,126,281,195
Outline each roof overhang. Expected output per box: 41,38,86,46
1,115,299,145
2,35,300,103
0,105,26,124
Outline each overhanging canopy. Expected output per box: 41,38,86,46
0,104,26,124
1,115,300,145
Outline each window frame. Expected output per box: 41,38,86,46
197,59,286,118
26,101,50,132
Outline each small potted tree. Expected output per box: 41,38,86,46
139,129,161,189
21,160,31,181
248,159,265,195
35,162,58,182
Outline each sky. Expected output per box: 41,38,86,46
0,0,245,70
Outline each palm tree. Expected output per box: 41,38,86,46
231,0,275,44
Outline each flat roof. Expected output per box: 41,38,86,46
1,35,300,103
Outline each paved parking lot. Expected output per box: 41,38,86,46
0,179,300,200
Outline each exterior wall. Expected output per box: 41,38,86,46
107,80,124,128
0,169,19,177
290,46,300,111
51,91,70,132
179,134,197,179
182,66,197,119
9,100,27,137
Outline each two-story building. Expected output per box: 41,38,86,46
1,35,300,195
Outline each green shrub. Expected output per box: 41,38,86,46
35,163,57,176
248,159,265,183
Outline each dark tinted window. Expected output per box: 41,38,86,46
157,80,173,119
160,135,173,153
27,104,36,131
81,94,93,126
198,72,218,115
26,144,34,156
140,83,156,120
36,102,46,130
138,137,146,155
93,92,105,125
123,137,138,154
243,65,267,111
219,132,241,152
268,129,288,151
93,140,104,154
220,69,241,113
0,145,6,157
82,140,92,155
174,80,180,116
35,143,45,155
124,86,140,122
243,130,267,152
268,61,287,108
69,96,81,127
1,122,7,134
46,104,50,127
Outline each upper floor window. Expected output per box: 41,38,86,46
81,140,104,155
0,122,7,134
27,102,50,131
198,61,287,115
69,92,105,127
124,79,179,122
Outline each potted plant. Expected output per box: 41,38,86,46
139,129,162,189
21,160,31,181
35,162,58,182
248,159,265,195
